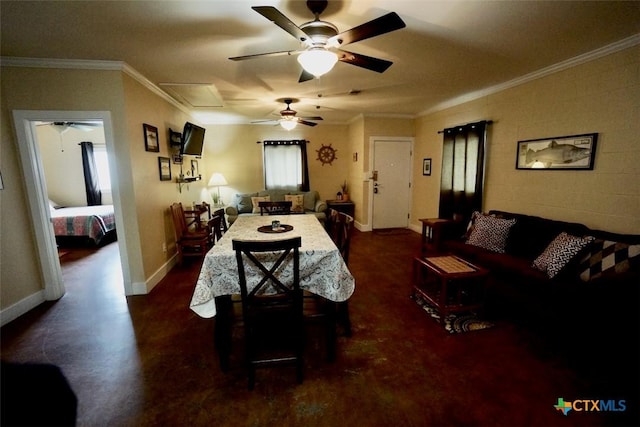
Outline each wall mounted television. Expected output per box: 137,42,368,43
181,122,205,157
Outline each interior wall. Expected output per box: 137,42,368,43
0,67,128,312
413,45,640,234
121,74,195,282
199,123,351,207
37,126,110,206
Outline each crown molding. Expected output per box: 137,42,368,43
418,33,640,117
0,56,190,116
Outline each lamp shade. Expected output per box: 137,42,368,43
297,48,338,78
280,119,298,131
208,172,228,187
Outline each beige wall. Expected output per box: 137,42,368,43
37,126,109,206
1,67,128,312
412,45,640,234
198,123,351,208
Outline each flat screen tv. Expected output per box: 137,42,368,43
181,122,205,157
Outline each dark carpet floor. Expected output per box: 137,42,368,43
1,230,637,426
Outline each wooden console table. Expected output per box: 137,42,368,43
412,255,488,322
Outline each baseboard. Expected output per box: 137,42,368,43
132,254,178,295
0,290,46,327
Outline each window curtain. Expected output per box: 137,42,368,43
438,121,489,225
80,141,102,206
263,140,310,191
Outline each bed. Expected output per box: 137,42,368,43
50,204,116,245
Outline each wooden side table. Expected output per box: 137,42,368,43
326,200,355,218
419,218,453,253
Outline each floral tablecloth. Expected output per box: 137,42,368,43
189,214,355,318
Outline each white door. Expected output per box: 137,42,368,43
372,139,412,229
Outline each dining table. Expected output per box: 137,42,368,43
189,214,356,318
189,214,356,370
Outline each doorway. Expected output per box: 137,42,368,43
370,137,413,229
12,110,130,300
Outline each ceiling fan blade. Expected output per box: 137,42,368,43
337,50,393,73
297,119,318,127
329,12,406,47
252,6,309,42
298,69,315,83
299,116,323,121
230,49,301,61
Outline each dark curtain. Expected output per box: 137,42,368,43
438,121,489,225
80,141,102,206
263,140,310,191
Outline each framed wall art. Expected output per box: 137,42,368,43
516,133,597,170
423,158,432,176
158,156,171,181
144,123,159,152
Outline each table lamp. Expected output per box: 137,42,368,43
208,173,228,207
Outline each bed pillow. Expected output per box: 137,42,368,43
251,196,270,213
579,239,640,282
532,232,595,278
465,213,516,253
285,194,305,213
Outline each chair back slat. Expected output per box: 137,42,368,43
259,201,292,216
326,209,354,264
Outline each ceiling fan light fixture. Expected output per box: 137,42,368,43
280,118,298,130
297,48,338,78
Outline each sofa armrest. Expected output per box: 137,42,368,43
314,199,327,213
225,206,238,216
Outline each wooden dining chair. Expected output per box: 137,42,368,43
169,202,210,265
213,208,228,234
232,237,304,390
259,201,292,216
325,208,354,336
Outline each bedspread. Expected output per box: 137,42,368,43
51,205,116,244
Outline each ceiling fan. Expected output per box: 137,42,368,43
38,121,103,134
230,0,406,82
253,98,323,130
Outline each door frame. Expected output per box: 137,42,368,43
367,136,414,231
12,110,131,300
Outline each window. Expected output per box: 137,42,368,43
263,140,310,191
92,146,112,192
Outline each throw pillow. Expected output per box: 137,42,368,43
236,193,257,213
251,196,270,213
579,239,640,281
465,214,516,253
285,194,305,213
532,232,595,279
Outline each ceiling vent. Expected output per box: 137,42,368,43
159,83,224,108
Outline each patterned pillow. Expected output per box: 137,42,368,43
285,194,305,213
251,196,270,213
465,214,516,253
532,232,595,278
579,239,640,281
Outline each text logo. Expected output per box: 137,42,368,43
554,398,626,416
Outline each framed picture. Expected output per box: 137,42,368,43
158,156,171,181
191,159,199,178
516,133,597,170
144,123,159,152
423,158,432,176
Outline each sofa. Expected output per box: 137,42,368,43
440,210,640,400
225,189,327,224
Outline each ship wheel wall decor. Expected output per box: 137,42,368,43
316,144,337,165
